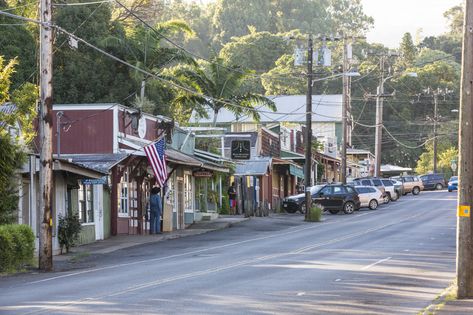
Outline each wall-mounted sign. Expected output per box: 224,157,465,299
193,170,213,178
81,176,108,185
231,140,251,160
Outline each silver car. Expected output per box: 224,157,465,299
354,186,384,210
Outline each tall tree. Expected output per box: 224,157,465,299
172,55,276,125
397,32,416,69
0,56,37,224
53,2,134,103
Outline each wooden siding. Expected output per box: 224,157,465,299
261,128,280,157
52,109,114,154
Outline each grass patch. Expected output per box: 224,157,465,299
306,204,322,222
418,281,457,315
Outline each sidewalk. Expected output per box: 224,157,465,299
434,299,473,315
55,215,249,261
421,283,473,315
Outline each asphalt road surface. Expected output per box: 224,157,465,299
0,190,457,314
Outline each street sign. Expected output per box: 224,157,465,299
451,159,457,172
193,170,213,178
231,140,251,160
81,176,107,185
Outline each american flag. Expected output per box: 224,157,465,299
144,138,168,186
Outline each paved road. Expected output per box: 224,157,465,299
0,191,457,314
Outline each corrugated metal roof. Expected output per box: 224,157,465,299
234,157,271,176
0,103,18,128
190,95,342,124
61,154,129,173
166,148,202,167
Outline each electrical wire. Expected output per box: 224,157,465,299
53,0,113,6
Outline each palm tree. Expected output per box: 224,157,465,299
172,56,276,126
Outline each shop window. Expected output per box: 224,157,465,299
78,184,94,223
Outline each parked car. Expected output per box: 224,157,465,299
448,176,458,192
352,177,399,203
282,185,323,214
420,173,447,190
354,186,384,210
312,184,361,215
392,176,424,195
390,178,404,197
282,184,360,215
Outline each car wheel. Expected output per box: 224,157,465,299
369,199,378,210
343,201,355,214
390,191,399,201
402,192,407,196
285,206,296,214
435,183,443,190
412,187,420,195
328,209,339,214
300,202,306,214
448,189,452,192
383,194,390,204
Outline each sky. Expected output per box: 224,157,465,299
362,0,461,48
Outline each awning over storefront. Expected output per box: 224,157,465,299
234,157,271,176
61,154,129,173
165,148,202,167
289,164,304,178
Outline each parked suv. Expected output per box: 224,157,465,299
352,177,399,203
282,184,360,215
392,176,424,195
420,173,447,190
312,184,361,215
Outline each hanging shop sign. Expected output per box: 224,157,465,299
193,170,213,178
231,140,251,160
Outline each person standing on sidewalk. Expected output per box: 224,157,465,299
228,182,237,215
150,187,162,234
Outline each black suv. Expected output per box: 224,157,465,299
420,173,447,190
282,184,360,215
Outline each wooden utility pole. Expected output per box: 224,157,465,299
374,56,385,178
341,36,349,184
457,0,473,299
433,93,438,173
304,34,313,221
39,0,54,271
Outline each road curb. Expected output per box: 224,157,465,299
419,281,456,315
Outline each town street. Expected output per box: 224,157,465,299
0,191,457,314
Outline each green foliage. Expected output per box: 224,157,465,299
0,224,35,272
416,145,458,178
57,213,82,254
220,195,230,215
172,55,275,125
443,5,463,38
306,204,322,222
261,54,305,95
397,32,416,69
0,1,36,88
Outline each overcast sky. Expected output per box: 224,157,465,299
362,0,461,47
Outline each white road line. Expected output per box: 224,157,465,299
27,211,375,285
361,257,392,270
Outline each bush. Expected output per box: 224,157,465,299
58,213,82,254
0,224,35,272
307,204,323,222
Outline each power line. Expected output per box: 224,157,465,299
53,0,113,6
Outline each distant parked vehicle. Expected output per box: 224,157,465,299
352,177,399,203
448,176,458,192
354,186,384,210
392,176,424,195
420,173,447,190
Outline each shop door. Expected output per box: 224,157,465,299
177,180,184,229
